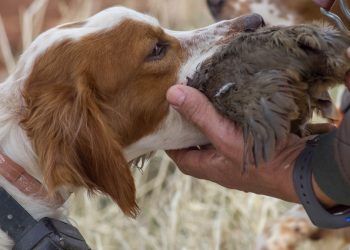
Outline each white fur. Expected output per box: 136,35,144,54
167,19,240,83
0,7,236,248
124,108,209,161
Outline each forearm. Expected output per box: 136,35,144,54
312,176,337,207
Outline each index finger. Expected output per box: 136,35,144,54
313,0,336,11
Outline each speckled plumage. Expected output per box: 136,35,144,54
188,24,350,166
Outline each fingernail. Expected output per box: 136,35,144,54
313,0,335,11
167,86,186,107
346,71,350,89
347,48,350,58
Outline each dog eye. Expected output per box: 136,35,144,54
147,42,168,61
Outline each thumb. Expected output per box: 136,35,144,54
312,0,335,10
166,85,214,129
166,85,243,152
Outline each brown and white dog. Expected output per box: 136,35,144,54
0,6,265,248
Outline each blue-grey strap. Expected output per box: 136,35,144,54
293,136,350,228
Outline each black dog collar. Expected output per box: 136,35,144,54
0,187,91,249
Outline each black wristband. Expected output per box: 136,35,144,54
293,136,350,229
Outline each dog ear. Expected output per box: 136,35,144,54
22,76,138,217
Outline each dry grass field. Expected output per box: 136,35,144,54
0,1,348,249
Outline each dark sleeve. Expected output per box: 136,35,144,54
312,90,350,206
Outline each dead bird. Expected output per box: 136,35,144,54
187,23,350,167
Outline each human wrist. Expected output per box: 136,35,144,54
274,144,307,203
312,176,337,208
290,152,337,207
283,161,337,207
293,136,350,228
282,163,300,203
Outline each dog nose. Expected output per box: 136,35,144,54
243,13,265,32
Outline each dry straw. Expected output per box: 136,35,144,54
0,15,15,74
0,0,346,249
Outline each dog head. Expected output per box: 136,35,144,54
9,7,264,216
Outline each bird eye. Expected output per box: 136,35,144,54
147,42,168,61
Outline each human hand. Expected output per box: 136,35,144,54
312,0,335,11
165,46,350,205
166,85,309,203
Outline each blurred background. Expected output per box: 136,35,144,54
0,0,348,249
0,0,214,79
